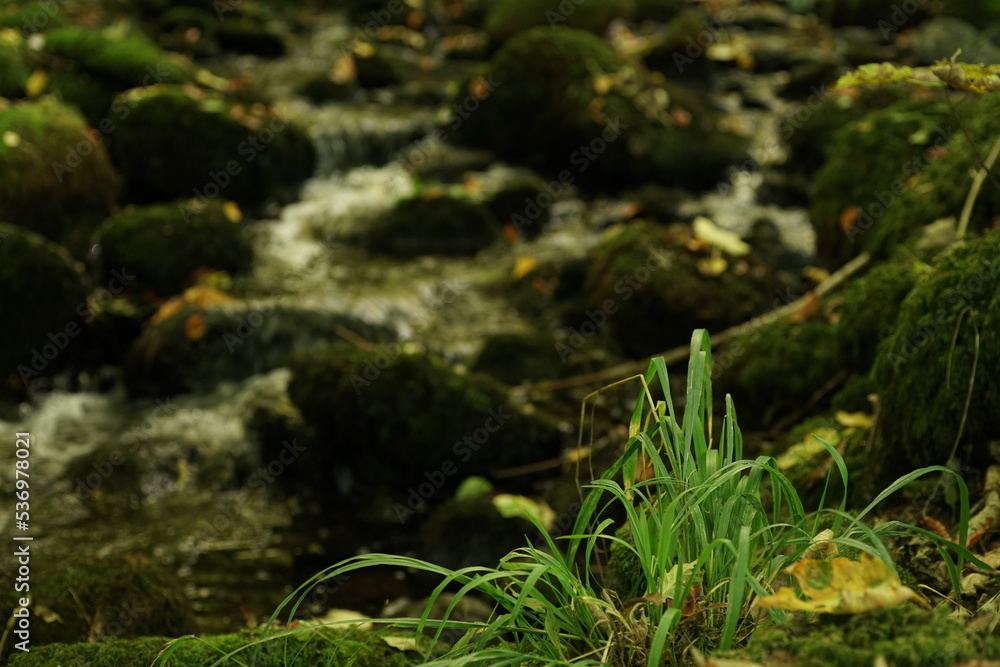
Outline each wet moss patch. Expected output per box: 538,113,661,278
357,194,502,256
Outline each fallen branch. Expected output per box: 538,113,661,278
514,252,871,394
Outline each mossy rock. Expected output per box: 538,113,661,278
809,97,952,269
0,98,120,253
873,230,1000,469
287,345,564,493
483,176,552,240
860,93,1000,261
584,221,784,357
807,0,927,28
94,199,253,297
358,194,502,256
0,31,28,97
0,556,197,661
107,84,315,205
7,628,423,667
484,0,635,45
40,25,191,124
0,223,87,388
471,332,567,384
0,2,69,33
124,305,395,396
716,255,918,429
453,26,748,192
736,605,1000,666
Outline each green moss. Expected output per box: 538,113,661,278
0,556,196,661
453,26,747,191
584,222,783,357
739,605,1000,666
0,31,28,98
0,223,87,386
873,229,1000,469
862,93,1000,260
8,628,423,667
484,0,635,44
0,2,68,33
95,199,252,296
287,345,563,492
108,84,315,205
0,98,120,254
471,332,566,384
607,521,644,599
644,9,716,81
359,195,501,256
833,255,922,369
810,98,952,269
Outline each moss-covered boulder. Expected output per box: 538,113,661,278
0,30,28,98
7,628,423,667
735,605,1000,666
107,84,315,206
483,175,553,240
453,26,748,192
472,332,567,384
583,221,785,357
859,93,1000,262
718,255,919,428
357,194,502,256
124,303,395,396
40,25,191,124
873,231,1000,469
484,0,635,45
0,224,87,388
0,98,120,253
809,97,952,269
807,0,926,28
94,199,252,297
287,345,565,494
643,9,718,82
0,556,197,660
419,495,535,570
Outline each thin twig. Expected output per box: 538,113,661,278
514,252,872,394
957,134,1000,238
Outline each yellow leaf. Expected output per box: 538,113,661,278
692,216,750,256
25,69,47,98
492,494,556,530
696,255,728,277
381,636,419,652
511,255,537,281
757,553,929,614
835,410,873,428
804,529,839,559
2,130,20,147
222,200,242,223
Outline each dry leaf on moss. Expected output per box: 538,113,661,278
758,552,929,614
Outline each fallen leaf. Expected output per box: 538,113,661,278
492,494,556,531
511,255,537,280
835,410,873,429
693,216,750,256
381,636,419,652
835,63,914,90
757,552,930,614
789,291,818,323
184,314,208,340
838,206,861,233
25,69,47,97
2,130,20,147
222,200,242,223
671,107,691,127
696,255,728,277
804,529,839,559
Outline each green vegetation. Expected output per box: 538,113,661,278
0,30,28,98
263,331,988,666
0,98,120,254
95,199,253,297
